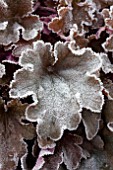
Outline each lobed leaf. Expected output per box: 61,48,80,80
33,133,83,170
49,0,95,34
10,41,104,147
0,0,43,45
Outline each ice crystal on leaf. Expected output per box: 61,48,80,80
10,40,104,148
0,0,43,45
0,98,35,170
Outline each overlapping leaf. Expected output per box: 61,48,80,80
90,0,113,11
102,99,113,132
82,109,101,140
0,0,43,45
33,133,83,170
0,0,113,169
0,98,36,170
103,78,113,99
49,0,95,34
102,6,113,52
102,35,113,52
78,127,113,170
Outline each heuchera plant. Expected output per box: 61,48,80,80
1,0,113,170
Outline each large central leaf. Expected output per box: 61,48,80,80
10,41,104,147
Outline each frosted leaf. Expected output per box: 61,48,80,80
81,135,104,156
89,0,113,11
0,63,5,78
0,21,8,30
20,15,43,41
55,43,104,113
69,25,89,49
0,0,43,45
11,34,41,58
101,7,113,52
91,12,104,30
82,110,101,140
102,8,110,19
49,0,95,34
10,41,104,147
35,133,83,170
40,149,63,170
33,147,56,170
61,133,83,170
0,23,22,46
102,100,113,132
102,6,113,33
99,53,113,100
6,0,33,17
102,35,113,52
78,151,110,170
0,98,36,170
100,53,113,74
90,135,104,150
103,78,113,99
0,45,17,62
0,62,19,85
49,6,72,34
79,127,113,170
